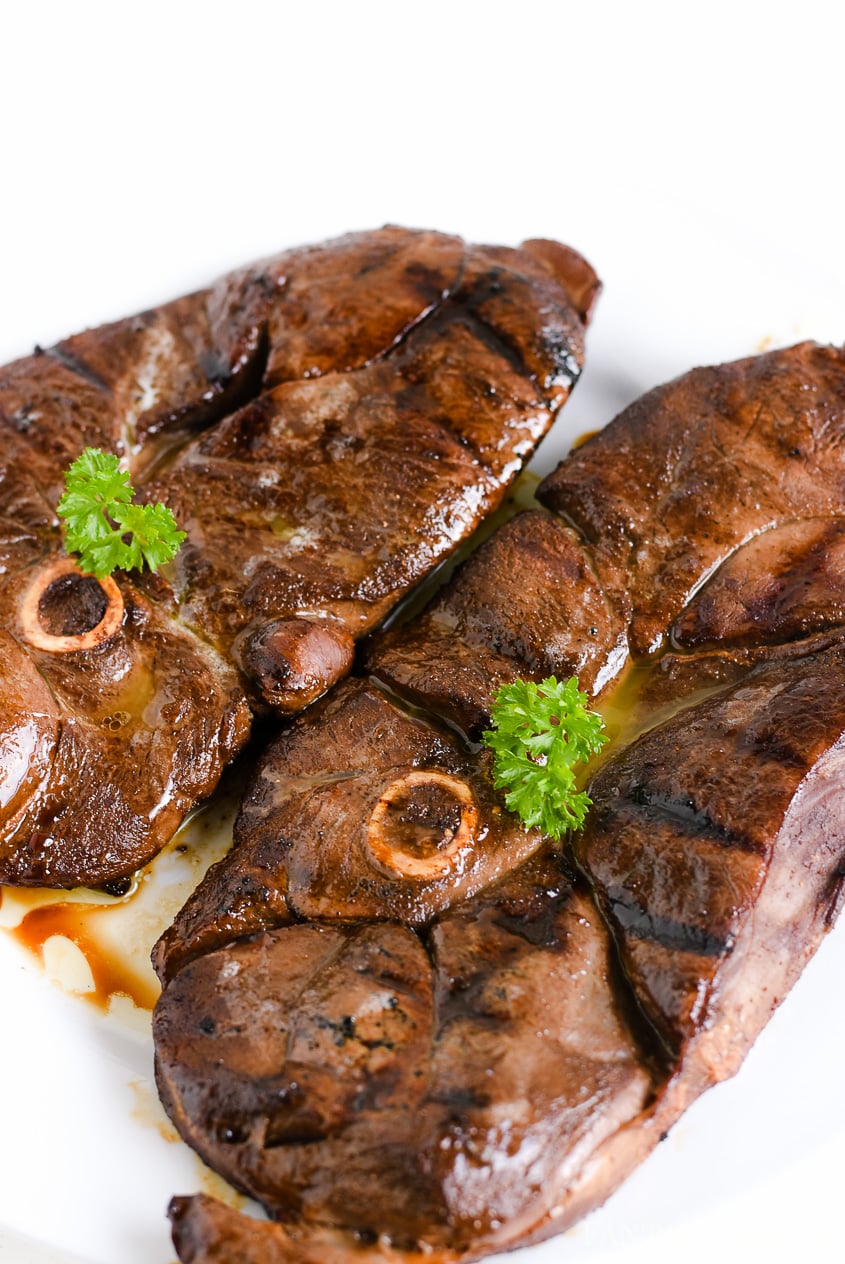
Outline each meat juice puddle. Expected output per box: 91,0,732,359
0,769,246,1014
0,765,258,1214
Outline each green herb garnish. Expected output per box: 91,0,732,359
482,676,608,837
57,448,186,578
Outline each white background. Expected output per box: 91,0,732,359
1,4,844,1263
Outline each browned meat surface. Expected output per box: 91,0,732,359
158,340,845,1263
671,516,845,650
145,232,595,695
0,227,596,886
539,341,845,657
156,850,655,1256
578,640,845,1095
170,1197,302,1264
169,1194,441,1264
153,679,547,983
0,568,248,886
367,510,627,738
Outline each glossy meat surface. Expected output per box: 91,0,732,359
153,680,546,983
168,1195,448,1264
539,342,845,656
159,341,845,1261
156,851,654,1255
579,642,845,1078
0,573,248,886
0,227,596,885
368,510,627,737
145,232,593,685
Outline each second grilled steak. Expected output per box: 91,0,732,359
154,341,845,1263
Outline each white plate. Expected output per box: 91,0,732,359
4,6,845,1257
2,212,844,1264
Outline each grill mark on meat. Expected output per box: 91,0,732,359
595,898,677,1079
2,228,595,886
387,378,489,468
44,344,112,394
741,730,808,771
360,247,465,370
825,866,845,928
141,240,591,687
462,267,582,390
607,889,733,957
623,787,767,855
132,324,272,486
153,340,845,1264
263,1117,328,1149
578,640,845,1060
451,305,532,382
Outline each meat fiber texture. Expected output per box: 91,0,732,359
0,227,597,887
152,342,845,1263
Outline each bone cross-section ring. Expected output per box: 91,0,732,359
18,557,125,653
366,769,479,880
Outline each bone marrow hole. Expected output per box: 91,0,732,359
19,558,124,653
38,572,109,637
366,771,478,880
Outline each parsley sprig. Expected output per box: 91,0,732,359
57,448,186,578
482,676,608,837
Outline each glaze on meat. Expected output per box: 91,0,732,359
154,342,845,1263
0,227,597,886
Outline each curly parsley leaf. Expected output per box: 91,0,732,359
482,676,608,837
57,448,186,578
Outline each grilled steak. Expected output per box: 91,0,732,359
0,227,597,887
577,641,845,1090
146,233,597,694
539,340,845,657
154,340,845,1263
157,834,655,1255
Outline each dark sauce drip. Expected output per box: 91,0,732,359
14,903,159,1012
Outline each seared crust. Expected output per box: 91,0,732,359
146,235,592,662
156,851,652,1254
368,510,627,737
157,340,845,1263
0,570,249,886
152,679,545,983
0,227,597,885
539,342,845,656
